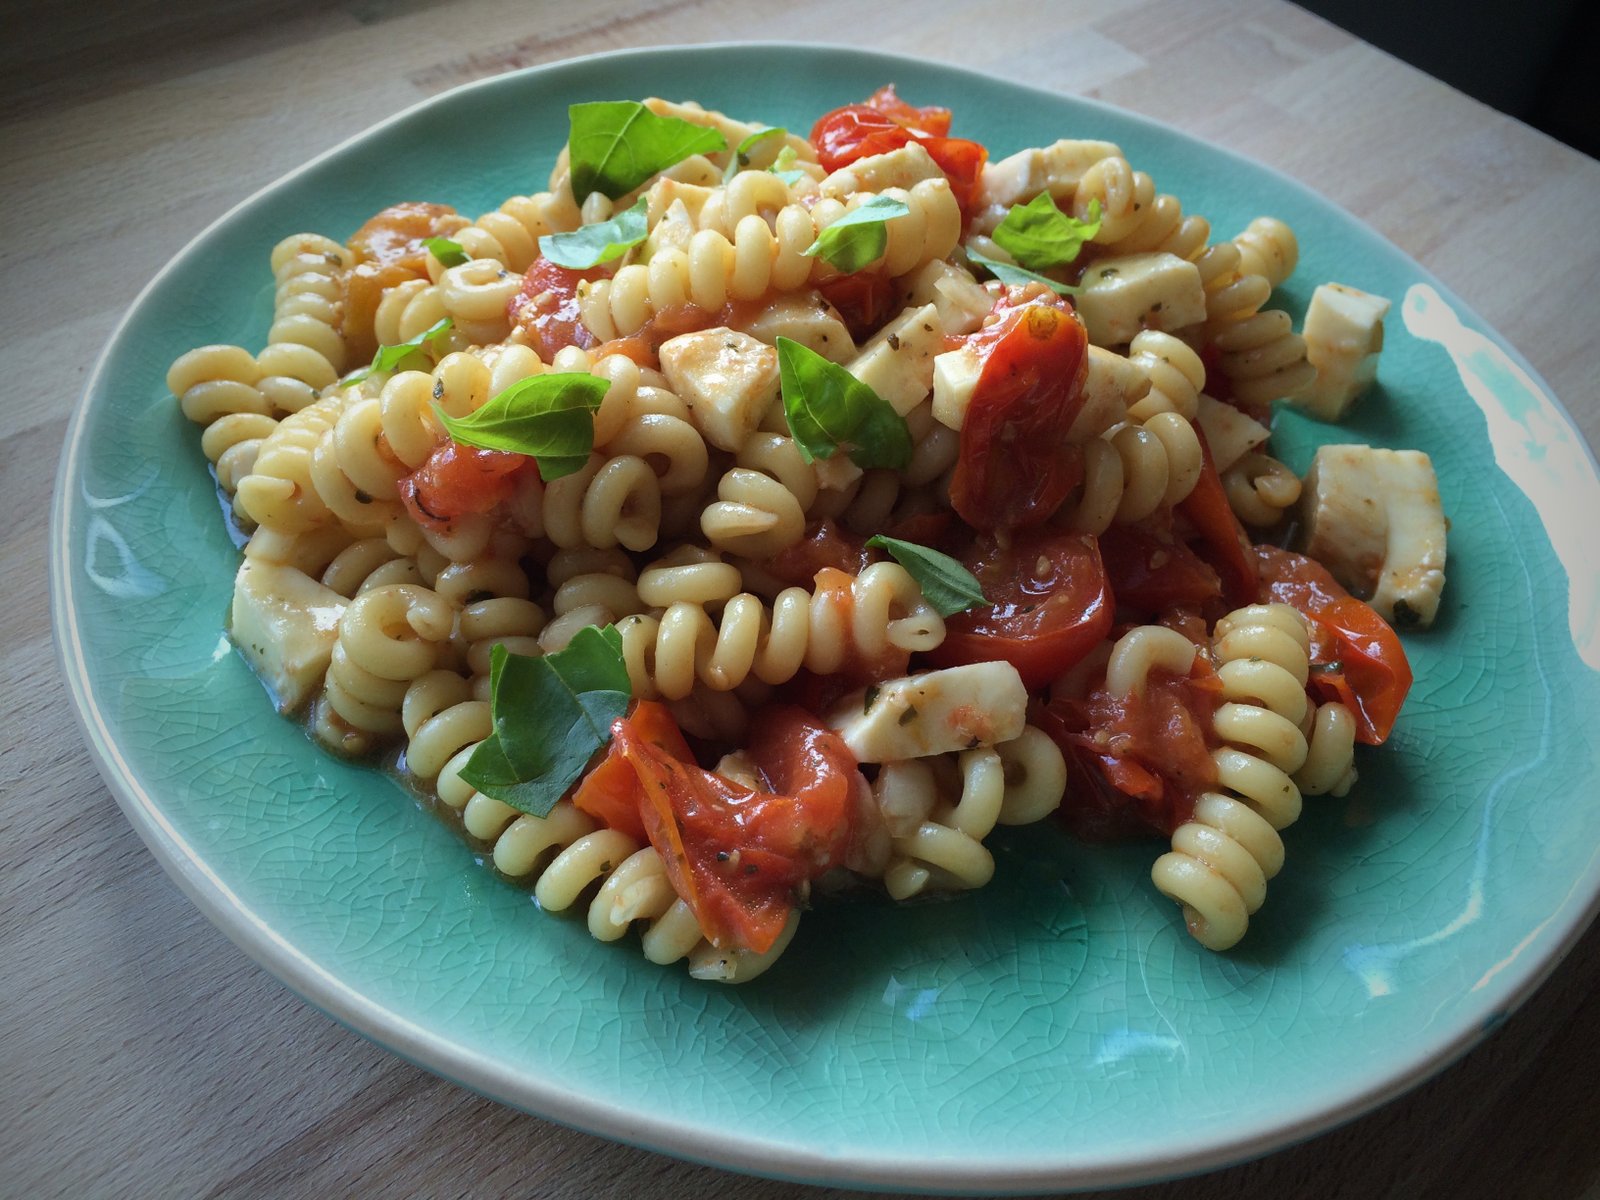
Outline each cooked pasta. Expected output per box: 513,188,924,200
175,86,1433,976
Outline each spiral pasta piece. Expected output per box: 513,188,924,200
442,189,585,273
1209,307,1317,408
268,233,350,376
1223,450,1303,527
235,392,345,533
1058,412,1203,532
1150,603,1313,950
321,583,456,741
617,562,944,700
881,749,1005,899
169,345,278,501
1232,217,1299,289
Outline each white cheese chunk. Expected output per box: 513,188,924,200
977,139,1124,210
1196,393,1271,474
931,344,982,431
822,142,945,199
846,303,944,416
1302,444,1447,628
827,663,1029,763
898,259,994,335
1294,283,1391,421
1076,253,1207,347
659,328,780,452
739,291,857,363
230,559,346,714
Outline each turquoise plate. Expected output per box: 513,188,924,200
51,44,1600,1193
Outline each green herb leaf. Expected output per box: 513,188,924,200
568,101,728,201
434,372,609,481
804,195,911,273
966,249,1082,296
992,194,1101,270
769,145,807,186
864,536,986,617
423,236,468,267
459,628,632,818
724,126,788,183
341,318,454,386
777,337,911,469
538,196,650,269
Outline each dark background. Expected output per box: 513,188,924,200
1296,0,1598,158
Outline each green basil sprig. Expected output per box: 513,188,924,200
777,337,911,470
538,196,650,269
458,629,632,818
865,536,985,617
568,101,728,201
992,194,1101,270
768,145,807,186
423,236,468,267
433,372,609,482
340,317,454,387
804,195,911,273
724,126,788,183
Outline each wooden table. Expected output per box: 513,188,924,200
8,1,1599,1195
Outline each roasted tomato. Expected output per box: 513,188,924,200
1175,433,1258,609
928,528,1112,689
1254,545,1413,744
399,442,528,530
508,259,602,361
948,288,1091,531
760,520,874,588
343,200,460,362
572,701,694,842
1098,516,1223,620
612,705,860,953
810,84,988,215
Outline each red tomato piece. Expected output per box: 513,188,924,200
760,520,874,588
809,85,988,215
948,289,1090,531
343,200,461,363
1175,433,1258,609
508,259,602,361
1253,545,1413,744
572,701,693,841
612,706,859,954
398,441,528,530
863,83,952,135
817,272,899,341
928,529,1112,689
1098,517,1223,619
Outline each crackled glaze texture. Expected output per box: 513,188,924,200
53,45,1600,1192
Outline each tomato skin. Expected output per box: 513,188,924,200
1175,433,1258,610
612,705,860,954
1098,518,1222,619
818,272,898,341
809,85,987,215
1253,545,1413,744
760,519,873,588
399,441,528,530
343,201,460,362
948,290,1090,531
572,701,692,841
508,259,602,361
928,529,1112,689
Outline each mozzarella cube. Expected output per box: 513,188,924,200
1294,283,1391,421
822,142,945,199
1196,393,1271,474
827,662,1029,763
846,303,944,416
1076,253,1207,347
230,559,347,714
659,328,780,452
898,259,994,335
931,344,982,431
1302,444,1447,628
739,291,857,363
977,139,1124,209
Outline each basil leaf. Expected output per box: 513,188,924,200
724,126,788,183
804,195,911,273
777,337,911,469
568,101,728,201
993,194,1101,270
459,628,632,818
434,372,609,482
340,318,453,387
424,236,468,267
538,196,650,269
769,145,807,186
967,249,1082,296
864,536,985,617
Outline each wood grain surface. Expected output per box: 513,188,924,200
6,1,1599,1196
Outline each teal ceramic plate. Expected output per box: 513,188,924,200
52,44,1600,1193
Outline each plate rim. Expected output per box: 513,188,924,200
49,39,1600,1193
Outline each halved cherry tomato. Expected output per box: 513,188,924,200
1253,545,1413,744
810,85,988,215
399,442,528,530
613,705,859,953
1098,516,1222,619
343,200,461,362
761,520,873,588
508,259,602,361
572,701,692,841
948,288,1090,531
817,272,899,341
1175,433,1257,609
928,529,1112,689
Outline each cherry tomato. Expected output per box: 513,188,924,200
398,441,528,530
948,288,1090,531
1175,433,1258,609
343,200,460,362
810,85,988,215
613,706,859,954
760,520,873,588
1253,545,1413,744
817,272,899,341
572,701,692,841
1098,517,1222,619
508,259,601,361
928,529,1112,689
